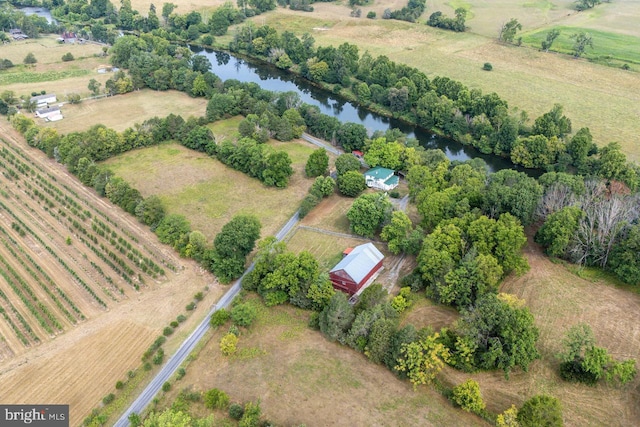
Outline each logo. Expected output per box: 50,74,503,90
1,405,68,426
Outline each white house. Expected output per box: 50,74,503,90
35,106,61,119
364,166,399,191
30,94,57,108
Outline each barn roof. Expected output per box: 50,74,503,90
330,243,384,284
30,93,56,102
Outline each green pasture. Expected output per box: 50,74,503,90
522,26,640,66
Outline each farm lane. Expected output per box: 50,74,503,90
114,211,301,426
301,132,341,156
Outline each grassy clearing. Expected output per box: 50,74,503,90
298,191,360,234
158,295,488,426
251,9,640,161
102,139,316,241
42,90,208,133
521,26,640,65
286,227,370,270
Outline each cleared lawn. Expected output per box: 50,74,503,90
244,5,640,161
158,296,489,426
102,139,316,241
41,90,208,133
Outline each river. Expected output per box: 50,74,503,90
194,47,521,172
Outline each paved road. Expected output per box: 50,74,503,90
114,211,300,426
301,133,341,156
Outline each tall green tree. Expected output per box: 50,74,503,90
541,29,561,52
517,395,563,427
319,292,355,343
347,193,393,238
210,215,261,283
571,32,594,57
498,18,522,43
305,148,329,177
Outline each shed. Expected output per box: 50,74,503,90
364,166,399,191
330,243,384,295
35,106,61,119
31,93,57,107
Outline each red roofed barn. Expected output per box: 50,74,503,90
330,243,384,295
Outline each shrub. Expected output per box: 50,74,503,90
177,314,187,323
231,303,257,327
194,291,204,301
621,63,630,70
229,403,244,420
23,53,37,64
220,332,239,356
186,302,195,311
176,367,186,380
389,190,400,198
451,379,485,414
483,62,493,71
115,380,124,390
143,362,152,371
61,52,74,62
102,393,115,405
204,388,230,410
162,382,171,392
170,321,179,328
153,348,164,365
367,11,376,19
517,395,563,427
163,326,174,336
210,308,231,327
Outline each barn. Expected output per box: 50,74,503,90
329,243,384,295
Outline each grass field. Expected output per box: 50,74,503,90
156,295,489,426
102,139,317,241
42,89,208,133
233,3,640,161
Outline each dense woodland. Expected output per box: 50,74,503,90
2,0,640,425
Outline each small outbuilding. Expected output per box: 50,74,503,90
31,94,57,108
364,166,399,191
35,105,61,119
330,243,384,295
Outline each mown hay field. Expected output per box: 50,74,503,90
102,139,317,242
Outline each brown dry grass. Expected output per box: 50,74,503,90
42,90,208,133
0,120,225,425
159,296,489,426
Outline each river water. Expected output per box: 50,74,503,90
18,7,56,24
194,47,520,172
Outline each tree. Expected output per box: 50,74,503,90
135,195,166,229
162,2,177,23
310,176,335,198
571,32,593,57
204,388,230,410
541,29,560,52
451,379,485,414
395,332,451,389
155,214,190,248
567,127,594,169
23,52,37,65
535,206,583,257
347,193,393,238
210,215,261,283
262,150,293,187
609,224,640,285
517,395,563,427
220,332,238,356
336,122,368,152
457,294,540,376
484,169,543,226
335,153,361,176
496,405,520,427
142,409,193,427
499,18,522,43
337,170,366,197
381,211,422,255
319,292,355,343
88,78,102,96
575,0,601,11
305,148,329,177
231,302,257,327
532,104,572,139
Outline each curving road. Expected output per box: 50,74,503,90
114,211,300,426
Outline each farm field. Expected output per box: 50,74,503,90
156,295,489,426
0,120,223,425
102,138,317,241
42,90,208,134
228,2,640,160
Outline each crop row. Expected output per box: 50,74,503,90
0,287,34,345
0,226,82,323
0,252,60,334
0,200,107,308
